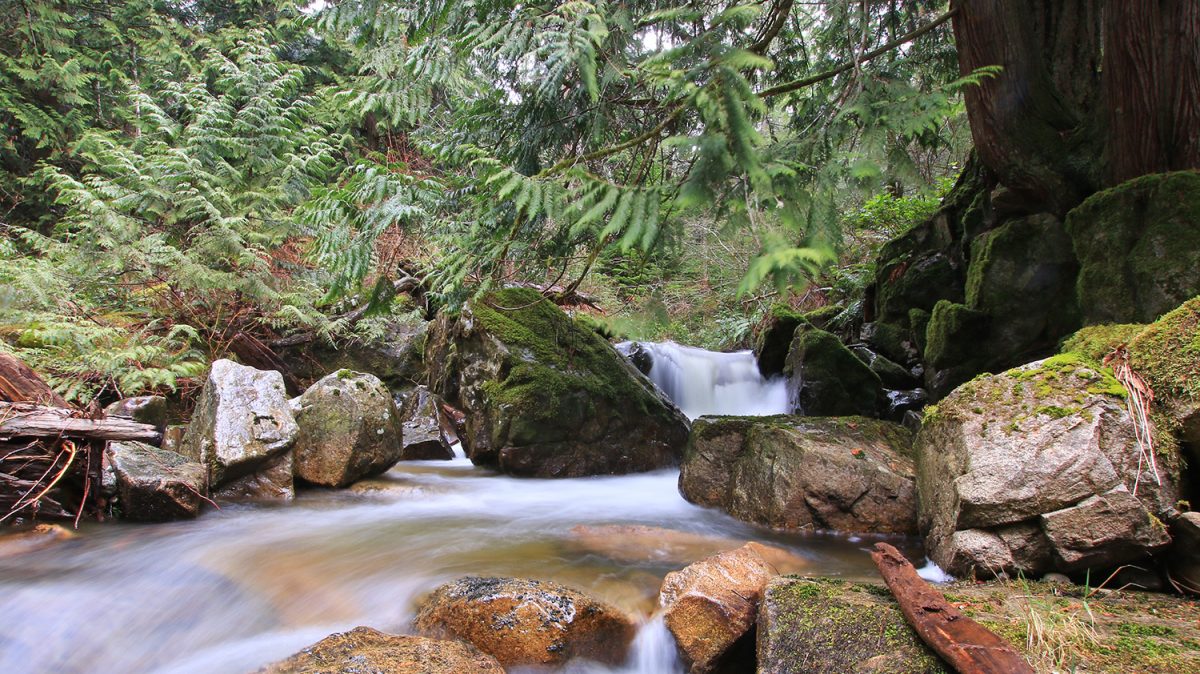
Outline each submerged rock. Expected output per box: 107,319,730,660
257,626,504,674
414,576,635,667
398,386,454,460
292,370,404,487
0,524,75,559
660,543,778,673
917,355,1179,578
425,288,689,477
785,328,884,417
179,359,298,492
107,441,207,521
679,415,917,534
567,524,808,571
757,577,946,674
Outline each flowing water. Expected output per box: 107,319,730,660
628,341,791,419
0,343,927,674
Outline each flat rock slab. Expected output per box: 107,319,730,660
567,524,808,572
414,576,635,667
257,626,504,674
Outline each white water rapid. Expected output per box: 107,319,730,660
627,341,790,419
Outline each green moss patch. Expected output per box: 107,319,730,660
1062,324,1146,363
1128,296,1200,402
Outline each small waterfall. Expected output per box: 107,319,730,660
624,614,682,673
621,341,790,419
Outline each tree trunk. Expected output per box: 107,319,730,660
1104,0,1200,184
950,0,1103,215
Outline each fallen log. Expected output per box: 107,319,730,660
0,353,69,408
871,542,1034,674
0,402,160,443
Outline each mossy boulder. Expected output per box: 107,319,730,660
257,626,505,674
1067,171,1200,324
1128,296,1200,455
753,304,809,377
1062,323,1147,362
414,576,636,667
179,359,298,494
923,300,991,398
849,345,917,390
291,370,405,488
425,288,689,477
679,415,918,534
784,327,884,417
916,355,1179,578
756,577,946,674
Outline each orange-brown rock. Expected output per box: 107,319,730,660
569,524,809,572
0,523,75,559
414,576,636,667
257,626,504,674
659,542,779,673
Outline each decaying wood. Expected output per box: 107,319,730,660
0,402,160,442
0,353,70,408
871,542,1034,674
229,332,304,395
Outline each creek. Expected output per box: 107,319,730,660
0,343,927,674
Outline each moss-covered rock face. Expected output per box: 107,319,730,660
292,370,405,488
784,327,884,417
922,300,991,397
1128,296,1200,459
424,288,689,477
680,415,917,534
753,304,809,377
1067,171,1200,324
916,355,1179,578
282,313,430,392
1062,323,1147,362
757,577,947,674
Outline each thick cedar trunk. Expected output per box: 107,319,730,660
950,0,1102,215
954,0,1200,198
872,543,1035,674
1104,0,1200,184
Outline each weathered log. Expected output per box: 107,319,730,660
0,353,69,408
871,542,1034,674
228,332,304,394
0,402,160,442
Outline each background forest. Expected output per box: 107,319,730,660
1,0,971,404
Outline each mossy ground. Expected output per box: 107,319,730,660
1062,324,1147,363
1128,296,1200,403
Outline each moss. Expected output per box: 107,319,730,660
924,300,990,369
801,304,842,329
753,303,811,377
1062,324,1146,362
785,327,883,417
1036,405,1078,419
1128,296,1200,402
1012,353,1127,400
1066,171,1200,324
908,308,931,354
471,288,669,425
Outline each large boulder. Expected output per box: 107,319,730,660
257,626,504,674
107,441,207,521
757,577,946,674
1128,297,1200,460
679,416,917,534
659,542,777,673
917,354,1179,578
414,576,635,667
753,304,808,377
398,386,454,460
425,288,689,477
784,328,884,417
292,370,404,488
1067,171,1200,325
179,360,298,496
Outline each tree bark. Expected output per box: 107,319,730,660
872,542,1035,674
0,402,160,442
0,354,70,408
951,0,1103,215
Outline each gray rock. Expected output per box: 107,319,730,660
398,386,454,460
107,441,207,521
917,356,1179,577
179,359,298,490
104,396,168,431
785,328,884,417
292,370,405,487
680,416,917,534
1168,512,1200,595
213,451,294,500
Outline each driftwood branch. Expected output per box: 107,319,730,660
0,353,70,408
0,402,160,443
871,542,1034,674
